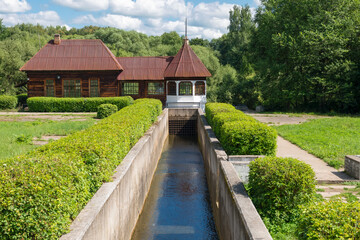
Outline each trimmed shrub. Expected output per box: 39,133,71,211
0,95,17,109
205,102,236,125
134,98,162,114
248,157,316,222
27,96,133,112
297,200,360,239
220,121,277,155
205,102,277,156
97,104,118,119
212,111,255,137
0,98,162,239
16,93,28,107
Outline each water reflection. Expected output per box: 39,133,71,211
131,135,218,240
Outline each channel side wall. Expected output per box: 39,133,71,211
60,109,169,240
197,109,272,240
345,155,360,179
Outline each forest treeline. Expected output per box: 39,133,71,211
0,0,359,113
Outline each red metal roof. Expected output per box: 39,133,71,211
164,39,211,78
20,39,123,71
116,56,173,80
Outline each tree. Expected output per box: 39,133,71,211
216,5,255,75
0,19,7,40
189,38,210,47
207,65,239,104
253,0,360,112
191,45,220,76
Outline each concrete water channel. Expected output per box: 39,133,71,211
61,108,272,240
132,135,218,239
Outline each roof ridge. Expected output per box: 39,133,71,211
189,45,210,75
99,40,123,70
60,39,101,40
117,56,171,58
185,43,197,76
163,40,211,78
174,43,186,77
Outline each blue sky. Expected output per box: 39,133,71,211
0,0,261,39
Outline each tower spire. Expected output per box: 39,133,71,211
185,17,188,39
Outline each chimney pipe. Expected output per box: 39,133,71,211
54,34,61,45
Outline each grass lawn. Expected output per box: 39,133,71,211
0,117,96,160
275,117,360,169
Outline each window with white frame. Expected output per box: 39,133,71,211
179,82,192,96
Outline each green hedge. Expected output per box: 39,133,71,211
205,102,236,125
220,121,277,155
0,95,17,110
205,102,277,156
297,200,360,239
97,104,118,119
212,111,255,138
27,96,134,112
249,157,316,222
0,98,162,239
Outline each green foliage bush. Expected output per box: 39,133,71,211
205,102,236,125
212,111,255,138
27,96,133,112
297,200,360,239
205,102,276,155
133,98,162,118
220,121,277,155
248,157,316,222
97,104,118,119
0,95,17,109
0,98,162,239
16,93,27,106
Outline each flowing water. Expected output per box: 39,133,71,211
131,135,218,240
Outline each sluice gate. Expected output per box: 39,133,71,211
168,108,197,136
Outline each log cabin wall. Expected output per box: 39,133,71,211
26,71,120,98
118,80,167,105
27,78,46,97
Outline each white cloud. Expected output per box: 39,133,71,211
69,1,237,39
0,11,62,26
137,2,234,38
52,0,109,11
250,7,256,18
139,18,223,39
74,14,142,30
193,2,234,19
0,0,31,13
254,0,261,6
186,25,223,39
62,24,71,30
110,0,189,18
146,18,163,28
191,2,234,30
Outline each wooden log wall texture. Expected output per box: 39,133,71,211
26,71,120,98
26,71,174,106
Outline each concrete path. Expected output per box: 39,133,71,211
0,112,96,115
277,136,355,183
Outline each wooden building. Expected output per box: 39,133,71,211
21,34,211,108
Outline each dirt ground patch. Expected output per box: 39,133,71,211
316,184,360,202
32,135,65,145
247,113,330,125
0,112,96,122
